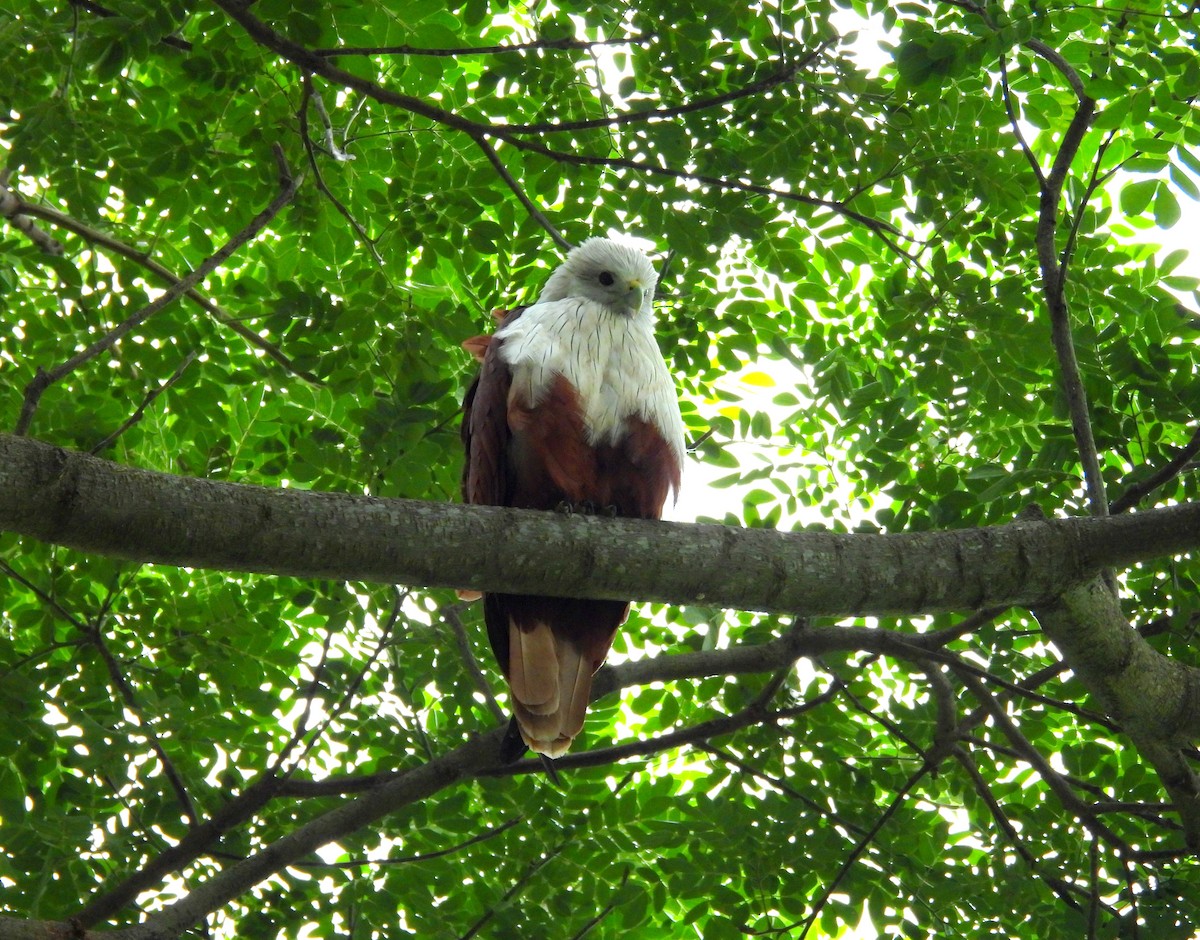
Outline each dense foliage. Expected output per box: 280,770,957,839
2,0,1199,937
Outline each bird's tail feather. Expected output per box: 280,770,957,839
508,620,594,757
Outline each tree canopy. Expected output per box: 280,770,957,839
2,1,1200,938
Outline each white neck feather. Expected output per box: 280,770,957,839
496,299,686,470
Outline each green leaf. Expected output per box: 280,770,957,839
1119,178,1158,217
1154,184,1182,228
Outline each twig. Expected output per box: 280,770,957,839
14,147,302,436
277,587,408,774
954,746,1092,911
997,52,1045,186
0,560,199,825
90,350,199,454
459,771,636,940
955,670,1126,850
307,80,355,162
569,869,631,940
502,132,922,259
795,762,929,939
88,624,200,826
694,742,865,834
272,624,337,772
295,75,384,268
73,771,285,928
919,606,1007,647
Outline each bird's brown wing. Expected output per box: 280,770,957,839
461,308,525,508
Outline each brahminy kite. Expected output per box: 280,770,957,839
461,237,685,757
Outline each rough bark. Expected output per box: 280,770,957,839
1034,577,1200,847
2,432,1199,617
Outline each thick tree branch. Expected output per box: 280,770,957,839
3,433,1199,618
0,183,64,254
1033,577,1200,848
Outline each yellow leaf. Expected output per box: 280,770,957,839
741,370,776,388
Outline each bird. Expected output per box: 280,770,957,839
460,237,685,758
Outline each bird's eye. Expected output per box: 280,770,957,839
598,271,615,286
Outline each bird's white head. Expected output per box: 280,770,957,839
538,237,658,317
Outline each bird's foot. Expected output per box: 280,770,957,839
554,500,617,516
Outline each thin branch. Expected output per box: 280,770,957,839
312,34,648,58
569,869,630,940
477,137,572,251
90,350,199,454
459,773,636,940
307,80,355,162
278,587,407,773
1110,424,1200,513
997,52,1046,186
954,746,1093,911
1032,69,1105,516
955,669,1127,851
500,132,922,259
693,741,865,835
271,623,337,772
950,0,1110,519
7,197,322,386
303,815,523,868
0,559,199,824
212,0,919,262
796,762,929,939
14,148,303,436
920,606,1007,647
506,40,833,135
1058,128,1118,277
443,602,506,723
1027,38,1089,100
73,771,285,928
70,0,193,51
88,627,200,825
